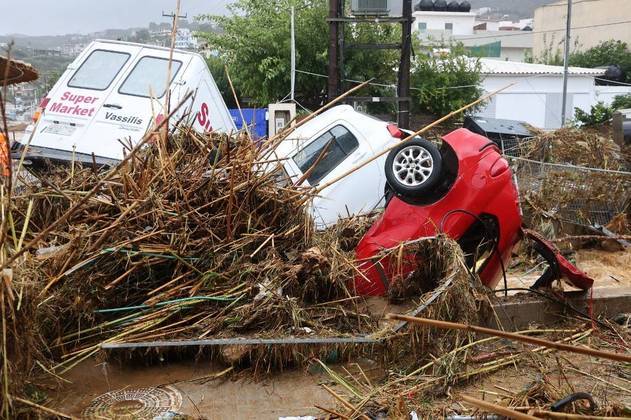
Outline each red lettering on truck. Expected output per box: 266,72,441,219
48,91,98,117
196,102,213,132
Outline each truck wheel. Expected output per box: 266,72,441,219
384,138,442,197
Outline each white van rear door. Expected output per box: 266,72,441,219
30,43,142,157
81,48,193,160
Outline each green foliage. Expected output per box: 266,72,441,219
205,55,237,108
410,45,483,118
573,102,613,126
569,40,631,83
197,0,401,108
612,94,631,111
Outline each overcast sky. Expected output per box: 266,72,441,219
0,0,232,36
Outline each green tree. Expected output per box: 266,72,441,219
573,102,613,126
569,40,631,83
410,44,483,118
196,0,400,108
206,55,238,108
612,94,631,110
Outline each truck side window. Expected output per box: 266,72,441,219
68,50,130,91
293,125,359,185
118,56,182,98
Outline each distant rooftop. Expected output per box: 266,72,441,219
478,58,606,76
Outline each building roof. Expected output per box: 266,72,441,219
0,56,38,85
478,58,606,76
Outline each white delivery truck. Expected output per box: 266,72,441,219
14,40,235,166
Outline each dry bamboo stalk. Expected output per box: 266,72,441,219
258,79,374,158
460,394,538,420
309,83,516,197
12,397,78,420
314,404,351,419
387,314,631,363
224,65,251,141
322,384,371,420
1,91,194,278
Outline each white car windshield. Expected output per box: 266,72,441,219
292,125,358,185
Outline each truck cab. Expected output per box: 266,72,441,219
14,40,235,166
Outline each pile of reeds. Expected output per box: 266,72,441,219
0,121,491,418
520,127,625,170
6,128,386,372
513,127,631,237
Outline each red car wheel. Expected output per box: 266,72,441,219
385,138,443,197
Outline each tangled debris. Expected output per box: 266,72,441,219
1,121,483,418
514,128,631,238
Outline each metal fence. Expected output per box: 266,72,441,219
508,155,631,228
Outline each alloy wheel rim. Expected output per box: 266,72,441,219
392,145,434,187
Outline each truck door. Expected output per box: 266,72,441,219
29,43,142,158
81,48,193,160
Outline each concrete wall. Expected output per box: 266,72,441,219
595,86,631,106
533,0,631,58
477,74,596,129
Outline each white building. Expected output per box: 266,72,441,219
456,31,533,62
475,59,631,129
413,10,476,39
175,28,198,50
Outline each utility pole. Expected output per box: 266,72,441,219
162,11,188,21
561,0,572,126
398,0,412,129
290,6,296,102
328,0,341,101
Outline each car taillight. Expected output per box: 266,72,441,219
32,97,50,123
387,123,404,139
155,113,165,126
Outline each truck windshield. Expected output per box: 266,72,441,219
118,56,182,98
68,50,130,91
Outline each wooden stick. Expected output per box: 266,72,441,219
311,83,515,196
460,395,538,420
386,314,631,363
12,396,78,420
314,404,351,420
224,65,252,141
321,385,371,420
278,78,373,139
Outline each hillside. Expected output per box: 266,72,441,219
470,0,559,18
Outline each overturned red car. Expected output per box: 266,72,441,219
353,128,593,296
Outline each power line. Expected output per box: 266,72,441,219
594,77,631,87
295,69,479,91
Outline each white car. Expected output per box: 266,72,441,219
15,40,235,166
273,105,404,228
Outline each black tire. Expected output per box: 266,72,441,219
384,138,443,198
